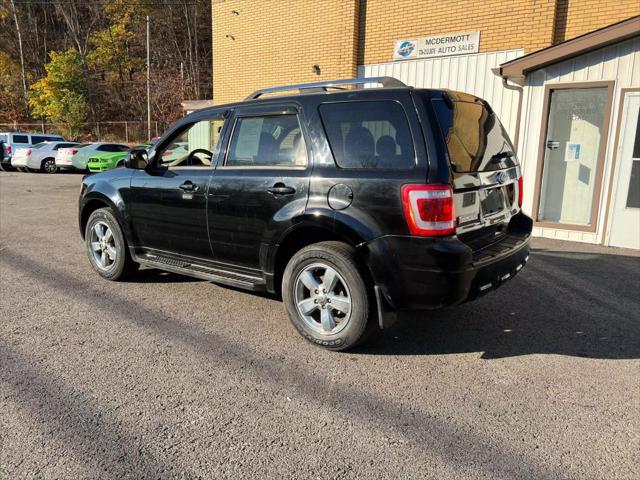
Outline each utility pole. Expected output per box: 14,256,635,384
146,15,151,141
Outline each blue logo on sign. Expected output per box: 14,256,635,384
397,41,415,58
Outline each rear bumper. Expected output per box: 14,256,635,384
361,213,532,310
56,158,74,168
10,157,28,168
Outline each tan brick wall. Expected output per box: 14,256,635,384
360,0,558,65
554,0,640,43
211,0,640,103
212,0,359,104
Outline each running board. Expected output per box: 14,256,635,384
135,253,266,291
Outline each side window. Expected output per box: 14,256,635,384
226,114,306,168
55,143,76,150
157,117,225,168
96,145,109,152
12,134,29,144
318,101,415,169
117,145,130,152
31,135,48,144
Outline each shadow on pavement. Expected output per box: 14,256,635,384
2,249,563,480
105,244,640,360
0,341,187,479
358,247,640,359
132,268,201,283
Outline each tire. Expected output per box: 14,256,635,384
85,208,138,280
282,241,374,351
0,163,13,172
40,157,58,173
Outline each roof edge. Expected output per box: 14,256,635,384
499,15,640,81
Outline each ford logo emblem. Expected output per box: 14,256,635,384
496,171,508,184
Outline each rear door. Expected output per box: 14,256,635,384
428,91,522,246
207,104,310,270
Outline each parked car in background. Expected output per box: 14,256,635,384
158,141,189,166
87,144,151,173
0,132,65,171
11,141,79,173
56,142,130,171
78,77,532,351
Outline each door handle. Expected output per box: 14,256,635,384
267,184,296,195
179,181,198,192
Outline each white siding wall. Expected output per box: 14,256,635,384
359,49,524,139
518,37,640,244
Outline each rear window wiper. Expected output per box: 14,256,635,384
490,151,515,163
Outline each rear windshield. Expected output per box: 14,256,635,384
431,94,517,172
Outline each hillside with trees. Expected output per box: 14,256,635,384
0,0,212,140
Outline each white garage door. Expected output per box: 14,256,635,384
359,49,524,141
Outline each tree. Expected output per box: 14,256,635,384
0,0,213,132
0,51,28,122
29,49,89,139
53,0,102,124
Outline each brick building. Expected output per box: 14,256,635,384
212,0,637,104
209,1,639,248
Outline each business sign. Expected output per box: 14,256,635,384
393,31,480,61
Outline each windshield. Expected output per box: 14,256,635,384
31,143,47,149
431,93,518,172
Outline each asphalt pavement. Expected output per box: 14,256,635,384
1,171,638,479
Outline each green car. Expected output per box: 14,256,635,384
87,144,150,173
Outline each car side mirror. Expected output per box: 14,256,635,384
124,147,148,169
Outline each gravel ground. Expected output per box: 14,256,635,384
1,171,638,480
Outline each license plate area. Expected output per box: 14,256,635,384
481,187,505,216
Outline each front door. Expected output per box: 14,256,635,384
129,114,226,260
608,92,640,249
208,104,310,270
536,85,611,229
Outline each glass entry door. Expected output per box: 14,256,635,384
608,92,640,249
538,87,609,227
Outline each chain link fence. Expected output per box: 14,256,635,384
0,121,165,145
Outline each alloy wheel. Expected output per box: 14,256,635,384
294,262,352,335
43,159,57,173
90,221,117,270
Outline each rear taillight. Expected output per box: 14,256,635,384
162,151,171,156
70,149,78,155
7,146,11,154
401,184,456,237
517,176,523,208
26,149,32,156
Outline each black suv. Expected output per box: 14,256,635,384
79,77,532,350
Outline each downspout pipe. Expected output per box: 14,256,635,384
491,67,524,154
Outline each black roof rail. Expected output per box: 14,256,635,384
245,76,408,100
